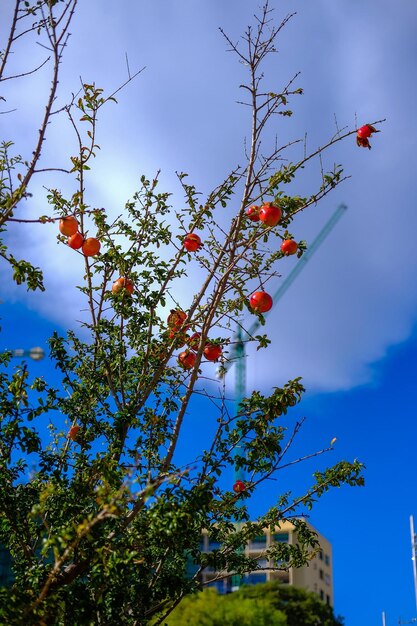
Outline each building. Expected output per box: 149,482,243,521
1,521,333,607
200,519,333,606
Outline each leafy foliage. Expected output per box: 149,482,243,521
0,2,371,624
164,583,343,626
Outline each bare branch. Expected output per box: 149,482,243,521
0,0,21,81
1,56,50,82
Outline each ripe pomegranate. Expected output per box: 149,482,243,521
69,425,80,441
246,205,260,222
67,232,84,250
204,343,222,362
112,277,134,295
259,202,282,227
178,350,196,369
356,124,379,149
249,291,273,313
82,237,101,257
183,233,202,252
167,309,187,330
233,480,246,494
281,239,298,255
59,216,79,237
357,124,374,139
187,332,202,351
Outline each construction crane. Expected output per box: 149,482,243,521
226,203,347,425
226,203,347,592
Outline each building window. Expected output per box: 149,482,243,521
319,569,324,580
270,571,290,584
208,539,222,550
325,573,331,586
272,532,289,543
249,535,267,550
319,550,323,560
207,579,230,594
326,594,330,605
244,573,267,585
325,554,330,566
320,590,324,601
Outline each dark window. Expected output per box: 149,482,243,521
207,579,228,594
320,590,324,600
319,550,323,560
319,568,324,580
185,556,199,578
272,532,289,543
271,571,290,584
326,594,330,605
250,535,267,550
325,554,330,566
208,539,222,550
244,573,267,585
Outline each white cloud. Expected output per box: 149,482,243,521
2,0,417,393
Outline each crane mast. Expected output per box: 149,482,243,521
227,203,347,398
226,204,347,592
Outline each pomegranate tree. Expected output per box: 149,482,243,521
0,2,376,624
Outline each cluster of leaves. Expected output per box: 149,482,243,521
164,582,344,626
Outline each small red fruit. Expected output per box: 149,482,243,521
183,233,202,252
67,232,84,250
59,216,79,237
178,350,196,369
356,124,379,150
246,205,260,222
357,124,376,139
82,237,101,257
259,202,282,227
69,425,80,441
250,291,273,313
112,277,134,295
204,343,222,362
167,309,187,330
233,480,246,494
281,239,298,256
187,332,202,351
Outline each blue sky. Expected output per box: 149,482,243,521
2,1,417,624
